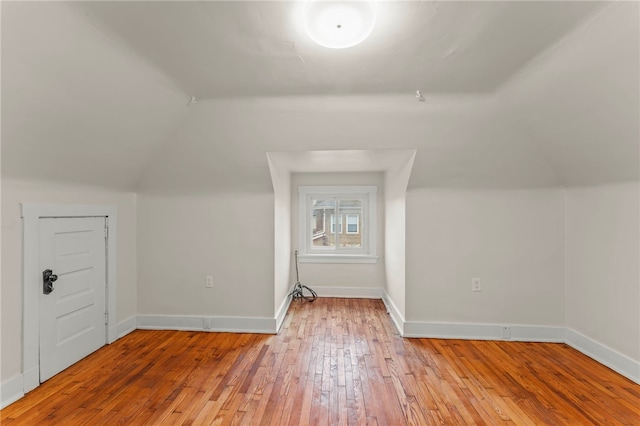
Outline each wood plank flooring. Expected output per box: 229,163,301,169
2,298,639,425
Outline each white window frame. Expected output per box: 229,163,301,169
346,214,359,234
299,186,377,263
330,214,342,234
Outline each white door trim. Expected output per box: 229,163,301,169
21,204,117,394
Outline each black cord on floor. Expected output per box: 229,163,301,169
288,250,317,302
288,282,318,302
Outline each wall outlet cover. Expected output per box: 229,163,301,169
501,326,511,339
472,278,482,292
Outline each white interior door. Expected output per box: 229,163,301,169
39,217,107,382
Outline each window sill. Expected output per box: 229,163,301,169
298,254,378,264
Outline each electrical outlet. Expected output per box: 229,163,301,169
203,317,211,330
205,276,214,288
501,326,511,339
472,278,482,292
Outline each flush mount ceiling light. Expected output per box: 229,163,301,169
303,1,377,49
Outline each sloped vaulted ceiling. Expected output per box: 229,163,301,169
71,0,604,97
1,1,637,192
1,1,188,190
499,2,640,186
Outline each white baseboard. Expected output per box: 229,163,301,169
382,292,405,336
117,316,137,339
404,321,502,340
22,366,39,394
108,325,118,344
565,328,640,384
275,295,293,333
0,374,24,409
312,286,383,299
136,314,277,334
510,325,566,342
403,322,565,342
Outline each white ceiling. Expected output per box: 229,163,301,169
498,1,640,186
73,1,605,97
1,1,188,190
1,1,637,192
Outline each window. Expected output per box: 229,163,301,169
299,186,377,263
346,214,359,234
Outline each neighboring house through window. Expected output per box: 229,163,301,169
299,186,377,263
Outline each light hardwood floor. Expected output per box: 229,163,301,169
2,298,639,425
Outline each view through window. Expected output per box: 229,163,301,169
298,186,377,263
312,198,363,248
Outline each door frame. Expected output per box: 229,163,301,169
21,204,117,393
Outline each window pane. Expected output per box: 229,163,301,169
338,199,362,247
300,186,376,259
347,215,358,233
312,198,335,248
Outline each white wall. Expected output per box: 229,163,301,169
290,173,385,296
565,182,640,367
267,155,292,327
405,188,565,326
137,192,274,320
499,1,639,186
1,1,188,190
383,153,416,327
136,96,558,195
1,178,138,383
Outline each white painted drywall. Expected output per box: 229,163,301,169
135,95,559,195
0,178,137,383
383,152,416,323
137,192,274,319
290,173,385,295
267,154,292,321
1,2,188,191
565,182,640,363
499,1,639,186
71,1,604,98
2,0,635,194
405,188,565,326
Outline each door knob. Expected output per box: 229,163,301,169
43,269,58,295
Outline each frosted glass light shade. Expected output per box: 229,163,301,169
304,1,376,49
